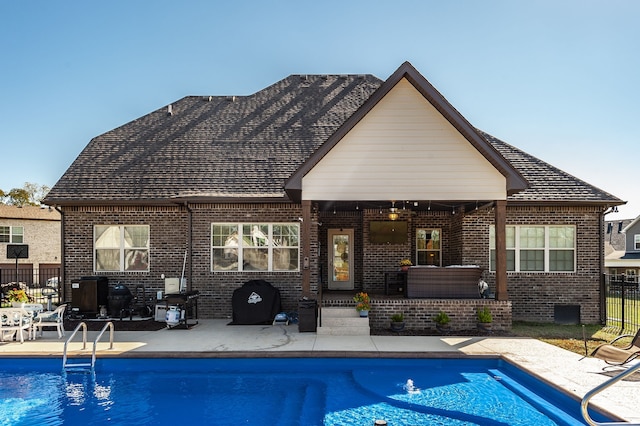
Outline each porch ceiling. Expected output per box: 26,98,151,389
315,199,494,213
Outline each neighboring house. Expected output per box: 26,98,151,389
605,216,640,280
44,62,623,325
0,204,61,286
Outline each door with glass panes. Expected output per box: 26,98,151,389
328,229,354,290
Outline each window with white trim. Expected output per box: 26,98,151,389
416,228,441,266
211,223,299,272
0,226,24,243
634,234,640,251
489,225,575,272
94,225,149,272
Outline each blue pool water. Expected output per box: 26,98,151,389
0,357,611,425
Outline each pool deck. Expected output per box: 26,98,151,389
1,319,638,423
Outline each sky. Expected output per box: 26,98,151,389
1,1,638,220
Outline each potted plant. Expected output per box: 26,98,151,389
432,310,451,333
477,306,492,333
7,288,30,307
399,259,413,271
353,292,370,317
390,312,405,332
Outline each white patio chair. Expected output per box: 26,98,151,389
32,304,67,339
0,308,33,343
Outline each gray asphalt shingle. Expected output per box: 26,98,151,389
45,71,622,207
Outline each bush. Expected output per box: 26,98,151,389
391,313,404,322
432,311,450,325
477,306,492,323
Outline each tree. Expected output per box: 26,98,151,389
0,182,50,206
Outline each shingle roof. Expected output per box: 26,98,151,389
44,66,624,208
481,132,622,204
0,204,60,221
45,74,383,204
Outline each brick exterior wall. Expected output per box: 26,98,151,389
459,205,603,324
61,203,317,319
61,203,604,324
322,298,512,332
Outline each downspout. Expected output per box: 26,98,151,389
184,202,193,291
54,206,65,302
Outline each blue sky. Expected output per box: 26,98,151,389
1,1,638,219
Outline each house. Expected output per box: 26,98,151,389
605,216,640,281
0,204,61,286
44,62,623,329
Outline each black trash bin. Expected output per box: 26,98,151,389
298,298,317,332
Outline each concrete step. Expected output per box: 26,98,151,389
321,307,359,318
317,306,370,335
316,325,370,335
320,316,369,327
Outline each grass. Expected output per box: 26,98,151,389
511,322,636,356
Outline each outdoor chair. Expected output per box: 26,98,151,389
0,308,33,343
32,304,67,339
590,328,640,367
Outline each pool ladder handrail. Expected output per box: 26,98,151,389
62,321,114,371
581,361,640,426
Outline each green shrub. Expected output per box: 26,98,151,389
432,311,450,325
477,306,492,323
391,313,404,322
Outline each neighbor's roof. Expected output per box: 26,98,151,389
0,204,61,221
44,63,624,208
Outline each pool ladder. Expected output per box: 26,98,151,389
581,361,640,425
62,322,114,372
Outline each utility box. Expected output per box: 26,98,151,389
71,276,109,317
155,304,169,322
298,299,317,332
164,277,186,294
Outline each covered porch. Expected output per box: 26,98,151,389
282,64,526,331
321,289,512,333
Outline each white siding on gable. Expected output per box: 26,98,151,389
302,78,507,201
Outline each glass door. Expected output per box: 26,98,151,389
328,229,354,290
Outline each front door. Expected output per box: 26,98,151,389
328,229,354,290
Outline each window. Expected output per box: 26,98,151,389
416,228,441,266
0,226,24,243
490,225,575,272
211,223,299,272
635,234,640,251
94,225,149,272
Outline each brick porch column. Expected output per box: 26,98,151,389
301,199,312,297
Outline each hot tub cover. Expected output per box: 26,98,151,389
231,280,282,325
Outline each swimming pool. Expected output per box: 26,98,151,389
0,357,612,425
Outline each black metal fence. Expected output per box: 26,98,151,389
603,274,640,332
0,267,62,308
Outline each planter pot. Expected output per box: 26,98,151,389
477,322,492,333
400,266,410,272
390,321,405,332
359,310,369,318
435,323,450,334
11,302,25,308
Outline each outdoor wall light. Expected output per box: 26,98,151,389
388,201,399,221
